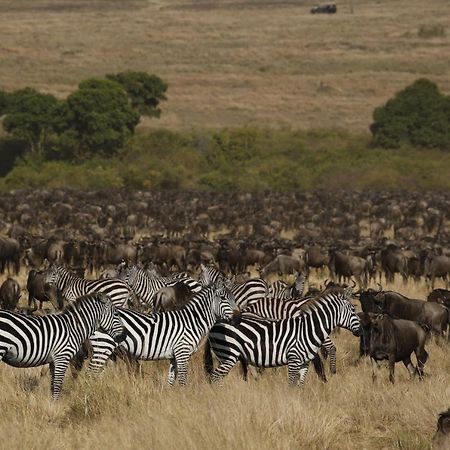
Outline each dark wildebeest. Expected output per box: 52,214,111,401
433,409,450,450
356,311,376,359
359,289,449,339
428,289,450,309
27,269,63,311
380,244,408,283
328,250,369,288
153,282,194,313
369,314,429,384
425,255,450,289
0,277,21,310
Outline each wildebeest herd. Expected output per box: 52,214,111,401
0,190,449,446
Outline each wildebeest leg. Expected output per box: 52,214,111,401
415,348,428,380
402,357,416,380
388,355,396,384
371,357,380,382
239,358,249,381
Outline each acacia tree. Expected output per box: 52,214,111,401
56,78,140,157
106,71,168,118
370,79,450,150
2,88,60,154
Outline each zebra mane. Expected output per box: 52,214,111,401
298,288,350,315
61,293,108,315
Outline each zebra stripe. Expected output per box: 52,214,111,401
44,266,134,307
119,265,202,308
205,287,361,386
267,274,306,300
88,283,238,386
243,294,337,374
199,264,268,308
0,292,125,399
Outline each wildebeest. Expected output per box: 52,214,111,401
369,314,429,383
27,269,63,311
433,409,450,450
328,250,369,288
0,277,21,310
428,289,450,309
259,254,307,278
153,282,194,313
425,255,450,289
359,289,449,338
310,3,337,14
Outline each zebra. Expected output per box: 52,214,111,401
118,264,202,309
43,265,135,308
88,282,239,386
199,264,268,309
243,293,338,374
0,292,126,399
204,287,361,386
267,273,306,300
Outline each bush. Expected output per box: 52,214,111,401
418,24,445,39
370,79,450,150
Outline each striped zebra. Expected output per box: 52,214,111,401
88,282,238,386
267,274,306,300
243,293,338,374
0,292,126,399
204,287,361,385
43,265,135,307
118,265,201,309
199,264,268,309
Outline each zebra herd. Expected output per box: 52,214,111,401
0,263,362,398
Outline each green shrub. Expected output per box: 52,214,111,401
370,79,450,150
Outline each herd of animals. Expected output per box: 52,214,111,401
0,189,449,447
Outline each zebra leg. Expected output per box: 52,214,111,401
49,358,70,400
298,362,310,386
167,357,177,386
173,348,190,386
209,356,239,383
287,359,301,386
323,337,337,375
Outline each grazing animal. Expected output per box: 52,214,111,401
0,277,21,310
267,273,307,300
119,264,201,309
43,265,134,308
259,255,307,278
369,314,429,384
433,409,450,450
0,293,126,399
428,289,450,309
244,295,338,375
27,269,64,311
153,282,194,313
360,289,449,339
199,264,268,309
204,287,361,386
88,283,239,386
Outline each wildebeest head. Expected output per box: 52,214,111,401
369,314,396,359
433,409,450,450
357,284,383,313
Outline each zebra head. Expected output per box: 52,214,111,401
212,280,239,322
43,265,62,288
336,287,361,337
95,293,127,343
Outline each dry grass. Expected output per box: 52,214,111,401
0,269,448,449
0,0,449,131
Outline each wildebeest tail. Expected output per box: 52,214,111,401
203,340,215,376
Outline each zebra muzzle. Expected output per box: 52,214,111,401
114,330,128,343
231,309,242,325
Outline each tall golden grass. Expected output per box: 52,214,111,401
0,269,448,449
0,0,449,131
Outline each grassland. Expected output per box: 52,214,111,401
0,0,449,131
0,269,449,450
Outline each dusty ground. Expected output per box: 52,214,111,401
0,0,449,131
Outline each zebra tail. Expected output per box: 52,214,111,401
203,339,214,376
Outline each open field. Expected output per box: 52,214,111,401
0,269,449,450
0,0,449,131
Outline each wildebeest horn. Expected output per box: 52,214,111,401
376,282,383,293
324,279,329,286
351,279,356,288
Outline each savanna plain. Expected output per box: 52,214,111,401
0,0,450,449
0,270,449,450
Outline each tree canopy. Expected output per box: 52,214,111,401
370,79,450,150
106,71,168,118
